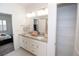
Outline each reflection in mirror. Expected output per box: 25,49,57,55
33,15,48,38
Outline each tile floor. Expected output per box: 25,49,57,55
5,47,34,56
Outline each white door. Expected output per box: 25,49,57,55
56,4,77,56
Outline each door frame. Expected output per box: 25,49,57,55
47,3,57,56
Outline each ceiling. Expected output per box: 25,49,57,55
18,3,48,12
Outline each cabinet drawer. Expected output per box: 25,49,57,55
30,39,47,56
38,43,47,56
30,43,47,56
19,35,47,56
31,43,39,49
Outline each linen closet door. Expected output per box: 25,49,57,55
56,4,77,56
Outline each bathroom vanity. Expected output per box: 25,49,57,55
18,14,48,56
18,34,47,56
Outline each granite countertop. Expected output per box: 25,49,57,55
19,34,48,43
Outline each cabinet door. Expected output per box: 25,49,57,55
19,36,25,49
29,39,39,55
38,42,47,56
24,37,30,51
19,36,30,50
30,39,47,56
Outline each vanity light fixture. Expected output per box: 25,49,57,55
26,13,32,18
31,12,36,17
36,9,45,16
44,8,48,15
26,12,36,18
37,8,48,16
26,8,48,18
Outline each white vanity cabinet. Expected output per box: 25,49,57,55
29,39,47,56
19,35,47,56
19,36,30,50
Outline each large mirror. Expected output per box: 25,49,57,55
33,15,48,37
25,8,48,37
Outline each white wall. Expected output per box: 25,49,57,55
0,3,28,50
47,4,57,56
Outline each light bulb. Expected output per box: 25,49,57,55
37,8,48,16
26,8,48,18
26,13,32,18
